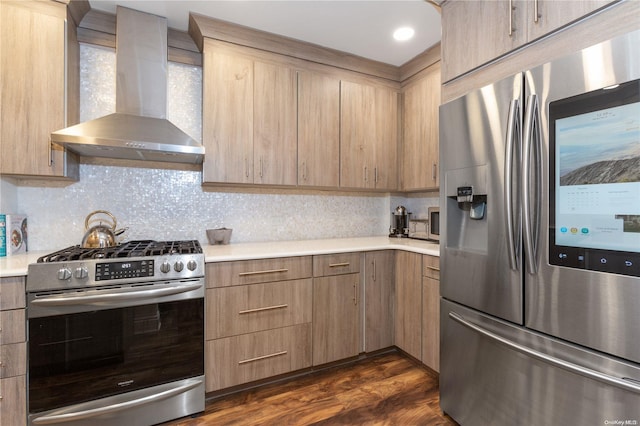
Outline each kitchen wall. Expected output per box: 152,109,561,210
0,44,438,252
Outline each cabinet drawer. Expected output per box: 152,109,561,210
422,255,440,280
0,277,26,311
205,323,311,392
206,279,312,340
313,253,361,276
206,256,312,288
0,309,25,345
0,343,26,378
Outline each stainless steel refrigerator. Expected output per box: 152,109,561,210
439,30,640,424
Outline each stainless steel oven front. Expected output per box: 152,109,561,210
26,241,205,426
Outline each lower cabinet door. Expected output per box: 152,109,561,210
205,323,312,392
0,375,26,425
312,273,360,365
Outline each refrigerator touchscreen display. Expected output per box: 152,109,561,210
549,79,640,277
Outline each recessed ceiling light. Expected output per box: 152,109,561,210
393,27,415,41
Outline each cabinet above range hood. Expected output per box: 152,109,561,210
51,6,204,164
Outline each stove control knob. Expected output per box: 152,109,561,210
160,261,171,274
187,260,197,271
174,261,184,272
57,267,72,280
74,267,88,279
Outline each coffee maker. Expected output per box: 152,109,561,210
389,205,411,238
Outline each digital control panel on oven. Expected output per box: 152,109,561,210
95,260,155,281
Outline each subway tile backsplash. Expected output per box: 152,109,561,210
4,44,437,252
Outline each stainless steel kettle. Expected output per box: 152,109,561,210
81,210,127,248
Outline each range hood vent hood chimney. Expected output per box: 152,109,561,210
51,6,204,164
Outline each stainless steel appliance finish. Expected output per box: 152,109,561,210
439,30,640,424
389,205,411,238
26,240,205,426
427,207,440,242
51,7,204,164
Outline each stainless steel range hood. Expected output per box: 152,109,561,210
52,7,204,164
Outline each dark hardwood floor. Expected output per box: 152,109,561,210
163,351,457,425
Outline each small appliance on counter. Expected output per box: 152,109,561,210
408,219,429,240
389,205,411,238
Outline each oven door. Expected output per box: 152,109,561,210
27,279,204,424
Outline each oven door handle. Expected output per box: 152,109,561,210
31,377,203,424
31,282,202,306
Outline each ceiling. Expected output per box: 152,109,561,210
89,1,442,66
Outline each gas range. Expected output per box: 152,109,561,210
27,240,205,293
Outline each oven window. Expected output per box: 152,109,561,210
28,298,204,413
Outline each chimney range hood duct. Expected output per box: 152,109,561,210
51,6,204,164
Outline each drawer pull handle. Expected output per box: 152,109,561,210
238,350,288,365
239,268,289,277
426,266,440,272
329,262,350,268
238,304,288,315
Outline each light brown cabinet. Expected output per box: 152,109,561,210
401,61,441,191
297,71,340,187
441,0,612,82
422,255,440,372
340,80,398,190
202,42,297,186
0,0,79,179
0,277,27,424
204,257,313,392
394,251,422,360
364,251,395,353
312,253,361,365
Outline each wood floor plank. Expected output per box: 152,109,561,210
162,352,457,426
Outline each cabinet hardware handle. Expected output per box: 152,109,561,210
329,262,350,268
363,166,368,183
238,268,289,277
239,304,288,315
260,157,264,179
48,137,53,167
239,350,288,365
432,163,437,181
426,266,440,272
374,167,379,184
302,162,307,181
508,0,515,37
353,282,358,305
245,158,250,178
372,260,377,281
534,0,540,23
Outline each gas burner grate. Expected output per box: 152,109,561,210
37,240,203,262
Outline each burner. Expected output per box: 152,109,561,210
37,240,203,262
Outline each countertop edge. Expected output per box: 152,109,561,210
0,237,440,278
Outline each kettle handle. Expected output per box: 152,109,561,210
85,210,117,231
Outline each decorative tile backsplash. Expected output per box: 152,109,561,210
1,44,438,252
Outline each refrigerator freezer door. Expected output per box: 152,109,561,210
524,29,640,364
439,74,524,324
441,299,640,426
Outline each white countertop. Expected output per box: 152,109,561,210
0,237,439,278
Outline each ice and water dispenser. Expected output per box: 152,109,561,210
445,165,488,252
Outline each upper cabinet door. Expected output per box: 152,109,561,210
297,72,340,188
525,0,612,41
340,80,374,189
340,80,398,190
402,62,441,191
202,48,254,184
441,0,526,82
253,61,297,186
0,1,78,179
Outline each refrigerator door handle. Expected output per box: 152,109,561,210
522,94,542,274
449,312,640,394
504,98,521,271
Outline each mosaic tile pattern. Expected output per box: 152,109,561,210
7,44,438,251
